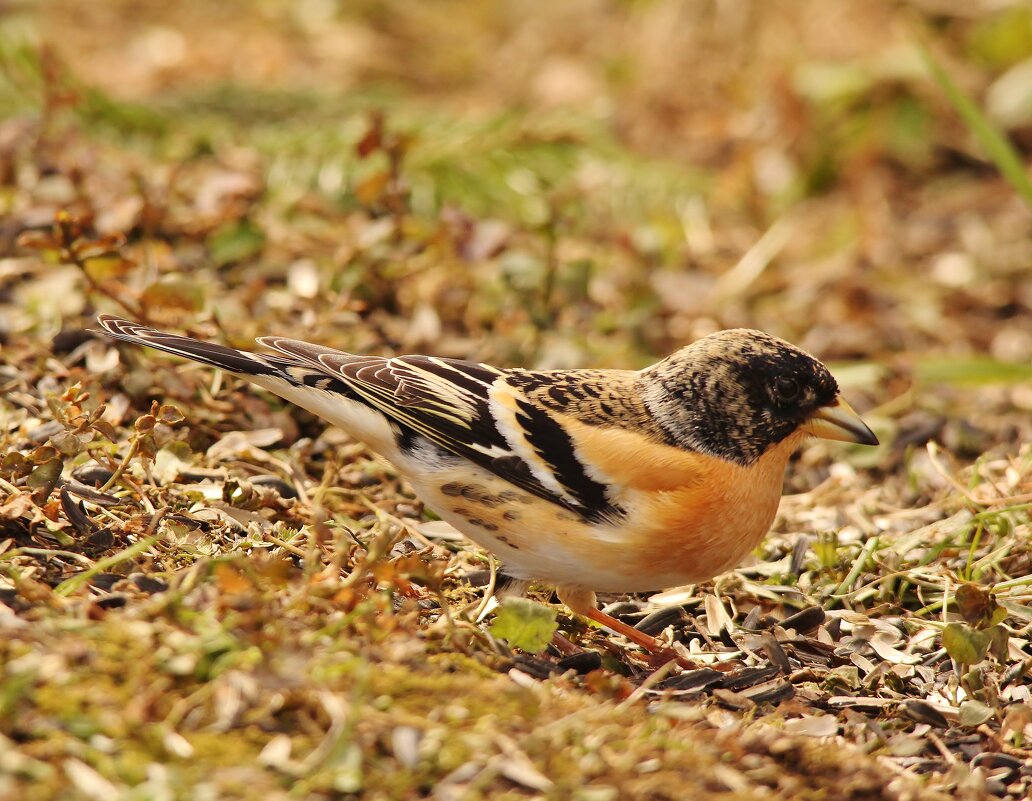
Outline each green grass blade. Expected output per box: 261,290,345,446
919,40,1032,211
53,535,159,597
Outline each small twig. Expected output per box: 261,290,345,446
473,551,498,622
617,658,680,709
164,682,215,729
926,730,957,765
431,583,457,638
144,505,169,536
978,724,1032,759
710,216,792,307
926,442,1032,508
926,442,979,504
338,501,403,590
92,504,130,527
74,262,145,321
265,531,306,557
99,438,141,493
2,547,94,566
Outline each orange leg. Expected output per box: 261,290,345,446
557,586,697,670
580,605,697,669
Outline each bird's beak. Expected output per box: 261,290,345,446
803,397,879,446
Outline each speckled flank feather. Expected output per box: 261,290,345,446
96,315,869,598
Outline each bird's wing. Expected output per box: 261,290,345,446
258,337,625,522
98,316,656,522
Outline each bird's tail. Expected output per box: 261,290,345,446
95,315,401,452
96,314,297,378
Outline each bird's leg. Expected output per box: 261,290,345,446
580,605,675,653
556,586,696,669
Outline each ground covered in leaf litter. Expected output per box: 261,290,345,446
3,2,1032,799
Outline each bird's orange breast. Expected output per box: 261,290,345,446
625,433,805,585
402,422,804,594
559,420,805,589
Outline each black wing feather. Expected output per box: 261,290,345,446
99,319,623,524
262,341,622,522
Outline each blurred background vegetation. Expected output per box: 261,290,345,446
2,1,1030,369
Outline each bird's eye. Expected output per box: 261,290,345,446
774,376,800,401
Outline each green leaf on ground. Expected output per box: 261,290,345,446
958,700,995,727
942,622,991,665
490,598,558,654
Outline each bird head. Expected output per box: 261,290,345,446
641,329,878,465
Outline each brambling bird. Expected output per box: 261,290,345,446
97,315,877,657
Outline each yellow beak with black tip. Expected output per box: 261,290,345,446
803,397,879,446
